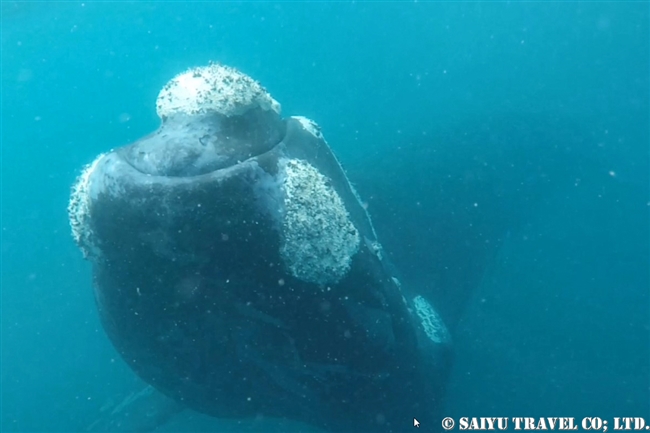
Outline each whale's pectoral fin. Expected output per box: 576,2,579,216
87,385,184,432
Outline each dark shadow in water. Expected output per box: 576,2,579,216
349,112,614,333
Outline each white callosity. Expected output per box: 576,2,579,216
68,153,105,259
280,158,360,287
156,63,281,119
413,295,451,344
290,116,384,261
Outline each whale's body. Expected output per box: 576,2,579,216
71,64,451,432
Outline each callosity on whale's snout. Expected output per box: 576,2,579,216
69,63,452,432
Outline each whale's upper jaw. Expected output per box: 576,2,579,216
68,107,285,261
119,108,286,178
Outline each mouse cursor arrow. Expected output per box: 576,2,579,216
414,418,420,428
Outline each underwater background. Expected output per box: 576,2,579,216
1,1,648,432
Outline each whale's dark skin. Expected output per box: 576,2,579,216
79,102,452,432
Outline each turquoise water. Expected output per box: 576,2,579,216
1,2,648,432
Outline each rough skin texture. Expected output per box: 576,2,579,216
280,158,360,287
413,295,451,344
68,153,105,259
156,63,281,119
